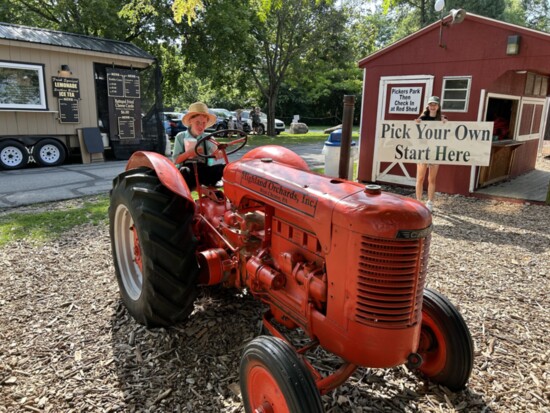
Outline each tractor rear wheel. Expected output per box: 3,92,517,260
109,168,199,327
240,336,324,413
416,288,474,391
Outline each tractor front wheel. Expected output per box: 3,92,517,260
109,168,199,327
240,336,324,413
416,288,474,391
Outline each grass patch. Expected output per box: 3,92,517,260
248,129,359,146
0,195,110,247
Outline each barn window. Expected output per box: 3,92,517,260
441,76,471,112
517,97,545,142
0,62,47,110
525,72,549,97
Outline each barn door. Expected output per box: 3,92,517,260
373,75,434,184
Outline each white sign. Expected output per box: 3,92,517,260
376,121,494,166
388,87,422,114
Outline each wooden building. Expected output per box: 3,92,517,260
0,22,164,169
357,12,549,196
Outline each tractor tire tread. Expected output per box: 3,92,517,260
110,168,199,327
420,288,474,391
240,336,324,413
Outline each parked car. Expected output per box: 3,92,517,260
210,108,233,119
206,109,234,132
163,112,187,139
240,109,285,135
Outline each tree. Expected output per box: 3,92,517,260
176,0,351,134
249,0,350,134
521,0,549,31
0,0,135,40
444,0,506,21
278,1,368,125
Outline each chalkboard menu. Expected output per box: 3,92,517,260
58,98,79,123
106,68,142,141
52,77,81,124
124,73,140,99
107,72,124,97
118,116,135,139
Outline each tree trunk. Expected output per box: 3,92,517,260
266,83,279,136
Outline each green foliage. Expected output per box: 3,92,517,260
2,0,544,133
172,0,204,24
445,0,506,21
521,0,549,31
0,0,132,39
503,0,528,26
0,196,109,247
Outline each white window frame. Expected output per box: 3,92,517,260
441,76,472,112
516,97,546,142
0,61,47,110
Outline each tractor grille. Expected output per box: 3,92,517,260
355,235,430,328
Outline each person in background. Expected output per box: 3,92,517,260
227,114,235,130
251,107,261,135
234,109,243,131
415,96,447,212
172,102,225,189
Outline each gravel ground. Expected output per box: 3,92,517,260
0,157,549,413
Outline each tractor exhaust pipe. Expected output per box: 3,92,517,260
339,95,355,179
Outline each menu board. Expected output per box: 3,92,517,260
124,73,140,99
58,99,80,123
107,72,124,97
106,68,142,141
52,77,81,124
118,117,135,139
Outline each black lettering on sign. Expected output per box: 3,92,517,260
240,170,318,217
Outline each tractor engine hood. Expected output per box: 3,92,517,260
223,155,431,254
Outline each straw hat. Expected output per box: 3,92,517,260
182,102,217,127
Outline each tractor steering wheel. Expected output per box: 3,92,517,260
194,129,248,159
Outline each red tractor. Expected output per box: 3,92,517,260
109,130,473,412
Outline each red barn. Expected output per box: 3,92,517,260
357,12,549,196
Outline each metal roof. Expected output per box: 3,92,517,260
0,22,155,61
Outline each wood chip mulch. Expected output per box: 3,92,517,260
1,157,549,412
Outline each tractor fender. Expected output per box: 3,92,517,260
126,151,194,206
242,145,309,171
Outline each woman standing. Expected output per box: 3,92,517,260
415,96,447,212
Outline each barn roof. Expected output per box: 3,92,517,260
0,22,155,61
359,13,550,67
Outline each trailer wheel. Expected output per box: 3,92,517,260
32,139,66,167
240,336,324,413
109,167,199,327
416,288,474,391
0,140,29,170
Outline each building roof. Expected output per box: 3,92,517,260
0,22,155,61
358,13,550,67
